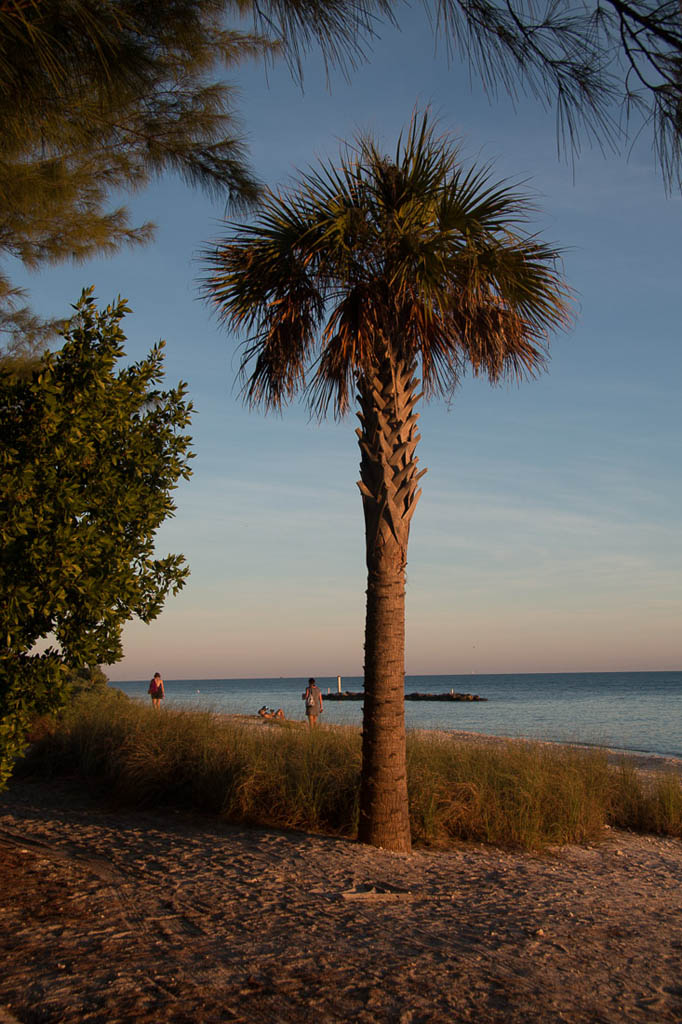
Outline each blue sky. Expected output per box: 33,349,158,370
17,9,682,678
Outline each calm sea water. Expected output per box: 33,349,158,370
112,671,682,759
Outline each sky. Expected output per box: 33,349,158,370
15,9,682,679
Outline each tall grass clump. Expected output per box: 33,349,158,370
26,690,362,835
606,760,682,838
407,733,614,848
24,691,682,849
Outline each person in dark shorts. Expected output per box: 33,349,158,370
148,672,165,709
302,678,323,727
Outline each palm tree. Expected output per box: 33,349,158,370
205,113,572,852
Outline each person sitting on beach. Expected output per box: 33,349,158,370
148,672,165,709
258,706,285,720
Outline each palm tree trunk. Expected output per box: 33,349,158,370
356,351,426,852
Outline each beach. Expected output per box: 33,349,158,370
1,738,682,1024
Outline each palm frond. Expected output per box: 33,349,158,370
204,109,573,415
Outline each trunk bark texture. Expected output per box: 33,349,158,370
356,351,426,852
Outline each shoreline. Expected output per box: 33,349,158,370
220,709,682,777
113,672,682,764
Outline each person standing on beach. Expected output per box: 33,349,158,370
303,678,323,727
148,672,165,709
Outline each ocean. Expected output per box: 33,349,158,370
112,671,682,759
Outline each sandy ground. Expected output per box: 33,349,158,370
1,740,682,1023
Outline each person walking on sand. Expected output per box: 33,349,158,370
302,677,323,727
148,672,165,709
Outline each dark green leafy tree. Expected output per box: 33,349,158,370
62,664,110,703
205,113,573,851
0,290,193,786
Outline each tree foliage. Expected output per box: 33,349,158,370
63,664,110,702
0,0,389,353
0,289,193,785
432,0,682,184
205,112,572,849
2,0,679,354
206,114,573,415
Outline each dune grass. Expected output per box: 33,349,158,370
22,690,682,850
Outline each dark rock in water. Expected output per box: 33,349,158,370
325,691,487,702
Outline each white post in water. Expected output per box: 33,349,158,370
337,675,342,693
